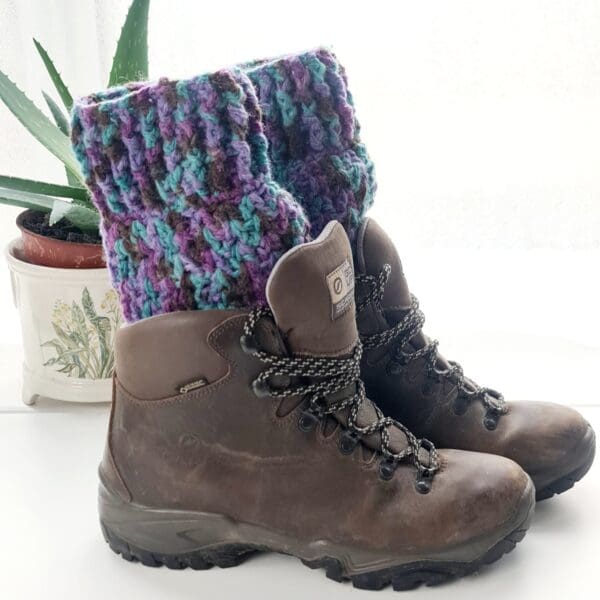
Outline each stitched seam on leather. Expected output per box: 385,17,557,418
292,337,358,358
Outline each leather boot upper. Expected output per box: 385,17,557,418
353,217,595,490
101,221,532,556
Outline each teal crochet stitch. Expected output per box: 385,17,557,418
244,48,376,241
71,69,310,322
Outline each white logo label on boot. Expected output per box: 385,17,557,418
326,259,355,320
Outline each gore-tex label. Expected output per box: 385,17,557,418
326,259,355,320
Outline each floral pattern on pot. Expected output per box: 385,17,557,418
41,288,121,379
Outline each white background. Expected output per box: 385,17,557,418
2,0,600,249
0,2,599,599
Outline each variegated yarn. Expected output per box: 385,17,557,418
245,48,376,241
71,69,310,322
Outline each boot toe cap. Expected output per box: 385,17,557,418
411,449,535,557
503,402,596,491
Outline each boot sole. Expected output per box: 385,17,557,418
535,426,596,501
99,477,535,591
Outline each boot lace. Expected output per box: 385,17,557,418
241,307,440,488
356,265,508,427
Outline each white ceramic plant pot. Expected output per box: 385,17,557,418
5,239,121,405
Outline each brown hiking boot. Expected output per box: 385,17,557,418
99,222,534,590
354,218,596,502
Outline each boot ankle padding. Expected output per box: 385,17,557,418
115,309,247,400
266,221,357,357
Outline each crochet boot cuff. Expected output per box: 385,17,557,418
245,47,376,239
71,69,309,321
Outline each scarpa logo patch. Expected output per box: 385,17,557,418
326,259,355,320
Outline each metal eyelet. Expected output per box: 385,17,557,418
339,430,360,455
251,378,271,398
240,334,258,354
483,412,499,431
415,475,432,494
419,438,436,455
378,458,396,481
298,410,320,433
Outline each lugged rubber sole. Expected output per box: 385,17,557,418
535,426,595,502
535,450,595,501
101,517,530,590
99,476,535,591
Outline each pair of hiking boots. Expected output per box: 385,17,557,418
71,49,595,591
98,220,594,591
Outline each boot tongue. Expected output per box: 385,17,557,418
354,218,412,312
266,221,357,357
354,218,450,369
266,221,433,466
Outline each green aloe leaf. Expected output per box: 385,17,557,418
0,174,88,202
0,185,57,211
33,39,73,111
108,0,150,86
0,69,83,183
49,200,99,231
64,169,84,189
64,167,83,189
40,93,86,189
42,91,69,135
0,184,98,231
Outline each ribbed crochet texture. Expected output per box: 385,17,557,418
245,48,376,241
71,69,310,322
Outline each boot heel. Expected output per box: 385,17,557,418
98,478,260,569
100,520,258,570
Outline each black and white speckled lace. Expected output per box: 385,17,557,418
356,265,508,426
241,306,439,488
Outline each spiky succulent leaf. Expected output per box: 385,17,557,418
41,92,86,189
42,91,69,135
63,165,84,189
0,185,57,211
0,69,83,183
33,38,73,111
0,175,89,202
49,199,99,231
108,0,150,86
0,185,98,231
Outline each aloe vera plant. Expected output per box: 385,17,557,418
0,0,150,234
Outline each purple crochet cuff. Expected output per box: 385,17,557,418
245,48,376,240
71,69,310,322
